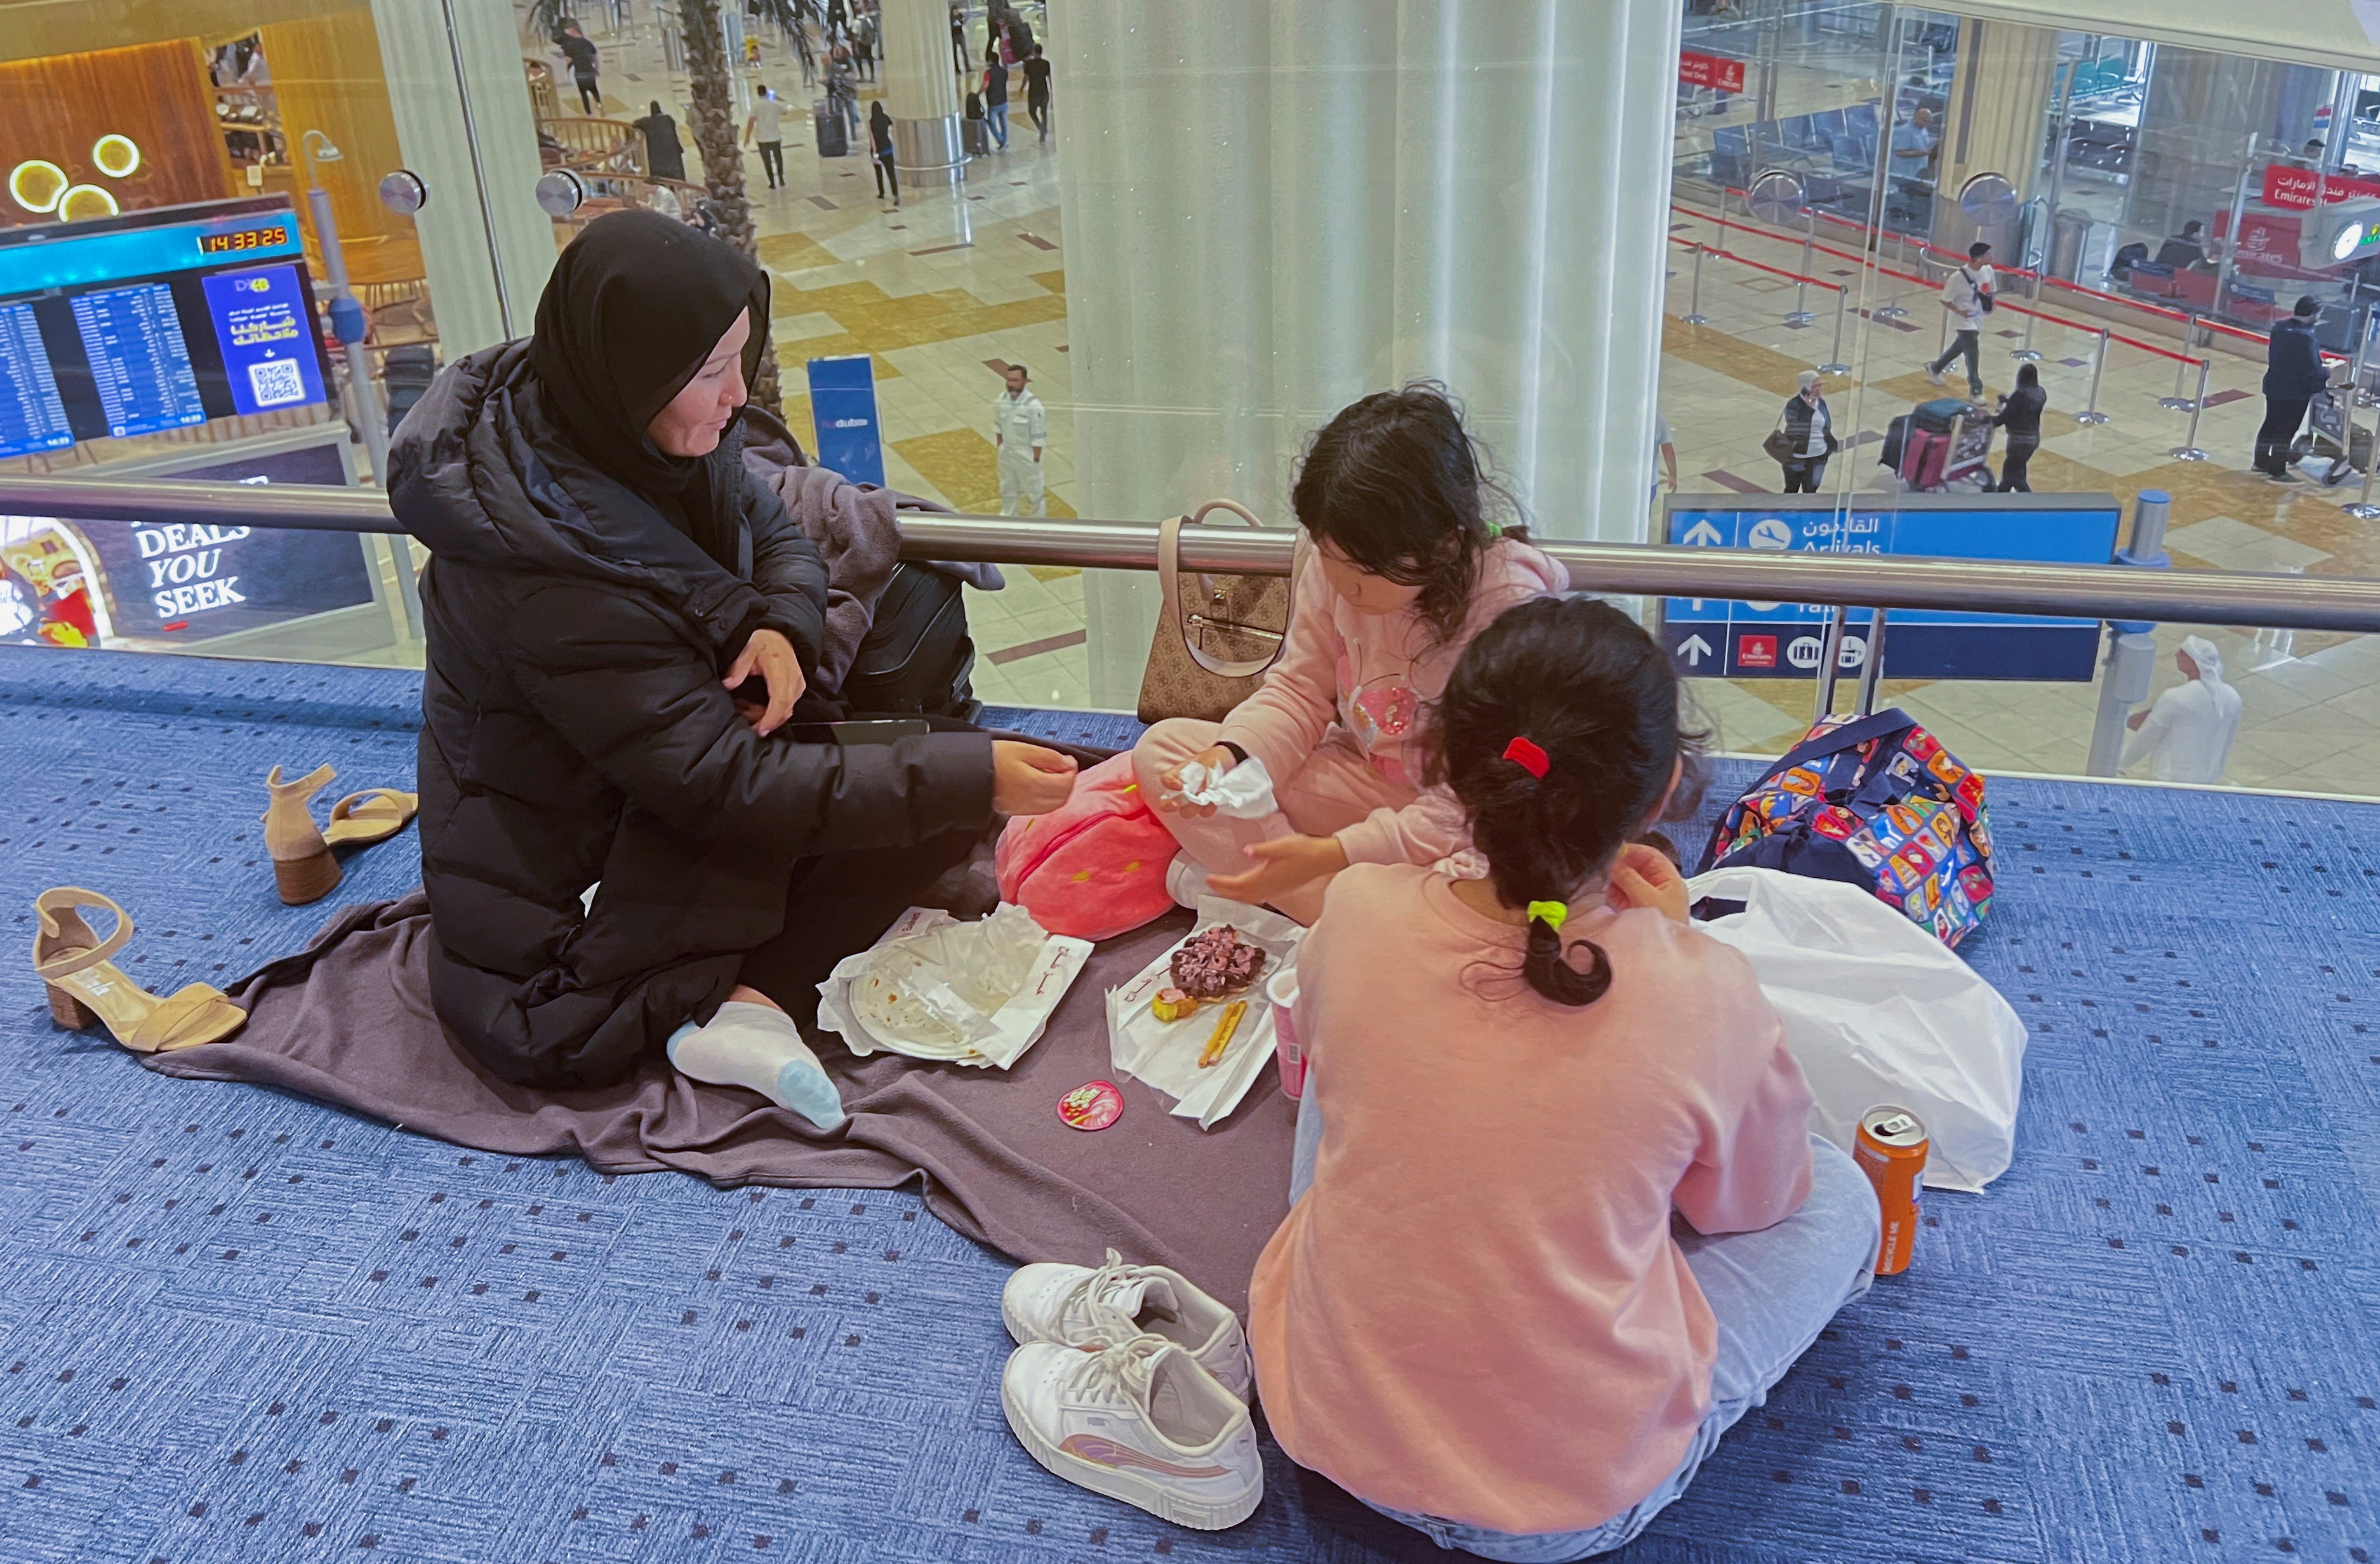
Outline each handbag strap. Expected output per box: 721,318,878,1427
1746,707,1917,797
1159,500,1283,680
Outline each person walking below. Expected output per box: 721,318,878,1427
634,100,686,182
2125,637,2242,785
951,3,970,74
1773,371,1836,494
557,20,602,114
992,364,1046,517
868,100,899,208
1990,363,2047,492
744,86,787,191
853,7,877,81
1925,241,1994,401
2254,295,2329,482
982,48,1011,150
827,48,860,147
1023,44,1051,142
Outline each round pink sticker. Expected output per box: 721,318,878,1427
1057,1079,1125,1132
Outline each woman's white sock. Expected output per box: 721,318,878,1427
666,1000,847,1130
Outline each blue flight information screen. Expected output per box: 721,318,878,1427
0,198,329,458
69,282,207,439
0,302,74,458
1657,494,2123,682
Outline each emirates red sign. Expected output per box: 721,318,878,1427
1679,50,1747,94
2262,162,2380,212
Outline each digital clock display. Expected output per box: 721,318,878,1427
197,225,290,256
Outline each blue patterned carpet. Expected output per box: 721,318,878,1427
0,644,2374,1564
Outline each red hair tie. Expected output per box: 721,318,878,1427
1502,736,1550,779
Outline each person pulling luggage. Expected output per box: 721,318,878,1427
1990,364,2046,493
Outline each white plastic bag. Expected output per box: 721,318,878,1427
1106,896,1302,1129
816,905,1093,1069
1686,866,2026,1191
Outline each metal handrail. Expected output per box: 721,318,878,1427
7,475,2380,635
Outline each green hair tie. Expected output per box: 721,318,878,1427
1526,900,1567,933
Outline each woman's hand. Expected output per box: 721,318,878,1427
1155,745,1237,817
992,741,1079,816
1207,833,1348,907
723,628,806,736
1607,842,1690,925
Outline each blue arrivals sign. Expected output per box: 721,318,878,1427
806,354,887,489
1656,493,2124,682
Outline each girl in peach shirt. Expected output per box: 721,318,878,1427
1249,597,1880,1558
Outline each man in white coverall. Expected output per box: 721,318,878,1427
993,363,1046,517
2124,635,2244,785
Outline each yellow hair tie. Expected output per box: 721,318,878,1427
1526,900,1567,933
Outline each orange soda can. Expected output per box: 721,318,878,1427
1854,1106,1929,1276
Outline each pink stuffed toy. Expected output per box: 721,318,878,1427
995,752,1181,941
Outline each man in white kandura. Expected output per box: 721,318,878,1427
993,362,1047,517
2124,635,2243,785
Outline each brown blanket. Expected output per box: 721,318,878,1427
145,893,1294,1312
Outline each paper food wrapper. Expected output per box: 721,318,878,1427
817,903,1092,1069
1173,756,1280,819
1105,896,1302,1129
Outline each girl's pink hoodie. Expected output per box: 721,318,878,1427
1216,535,1569,868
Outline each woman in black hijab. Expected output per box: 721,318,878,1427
390,209,1074,1105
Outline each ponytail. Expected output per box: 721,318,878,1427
1427,597,1707,1014
1522,901,1611,1007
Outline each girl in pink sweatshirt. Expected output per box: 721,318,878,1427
1132,385,1567,923
1249,597,1881,1558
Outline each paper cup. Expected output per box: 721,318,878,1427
1267,965,1305,1099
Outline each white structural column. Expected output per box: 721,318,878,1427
1050,1,1683,707
879,0,966,190
369,0,560,354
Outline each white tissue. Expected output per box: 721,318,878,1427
1173,756,1280,819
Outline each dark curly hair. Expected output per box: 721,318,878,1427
1289,383,1515,648
1425,597,1705,1007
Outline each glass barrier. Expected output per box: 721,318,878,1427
3,1,2376,809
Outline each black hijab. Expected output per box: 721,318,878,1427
528,209,770,566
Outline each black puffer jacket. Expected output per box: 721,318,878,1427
391,342,994,1088
2263,315,2328,399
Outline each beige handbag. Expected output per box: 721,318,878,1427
1136,499,1293,724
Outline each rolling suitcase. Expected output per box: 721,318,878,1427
813,100,848,158
1899,428,1951,491
1879,413,1909,474
844,563,981,722
1910,397,1969,435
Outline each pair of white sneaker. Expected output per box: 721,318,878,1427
999,1250,1263,1530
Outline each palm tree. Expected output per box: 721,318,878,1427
680,0,820,413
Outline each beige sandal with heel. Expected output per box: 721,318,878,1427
263,764,419,906
34,888,245,1052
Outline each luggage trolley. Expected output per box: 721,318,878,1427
2292,386,2370,487
1882,397,1995,493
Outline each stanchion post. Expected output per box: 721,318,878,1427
2158,319,2198,409
1684,244,1710,326
1854,608,1889,715
1819,284,1850,374
1786,208,1818,327
1875,229,1909,321
2346,420,2380,519
2076,328,2111,425
1812,604,1852,722
2012,268,2042,361
2169,359,2211,461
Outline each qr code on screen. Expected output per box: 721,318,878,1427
247,357,307,408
